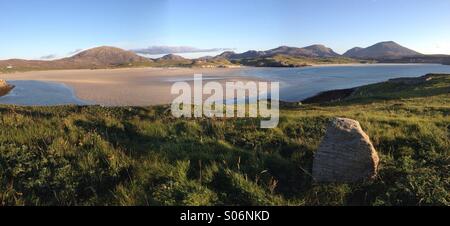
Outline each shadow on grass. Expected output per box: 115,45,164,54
74,119,164,156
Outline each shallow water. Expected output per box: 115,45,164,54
230,64,450,101
0,80,89,106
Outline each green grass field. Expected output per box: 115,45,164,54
0,75,448,206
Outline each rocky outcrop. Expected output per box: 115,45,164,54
312,118,379,183
0,80,14,97
302,88,355,104
388,74,433,85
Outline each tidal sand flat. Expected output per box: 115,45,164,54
0,67,258,106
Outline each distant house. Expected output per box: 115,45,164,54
6,65,13,69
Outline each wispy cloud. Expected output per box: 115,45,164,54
132,46,234,55
40,54,58,60
68,49,83,55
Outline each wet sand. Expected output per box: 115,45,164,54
0,67,260,106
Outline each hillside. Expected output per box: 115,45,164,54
237,54,360,67
0,74,448,206
191,57,236,68
0,59,62,72
224,50,267,60
378,54,450,64
343,41,422,59
344,47,364,57
150,54,238,68
63,46,151,66
0,46,152,72
157,54,187,61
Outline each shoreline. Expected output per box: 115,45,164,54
0,67,264,106
308,62,447,67
2,64,450,106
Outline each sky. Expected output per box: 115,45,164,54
1,0,450,59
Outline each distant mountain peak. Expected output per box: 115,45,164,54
73,46,130,57
303,44,328,49
158,54,186,61
69,46,150,65
343,41,421,59
301,44,340,57
348,47,363,51
344,47,364,56
379,41,398,45
271,46,291,51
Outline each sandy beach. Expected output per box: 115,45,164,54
0,67,261,106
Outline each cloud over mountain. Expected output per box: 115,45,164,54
68,49,84,55
40,54,58,60
132,46,234,55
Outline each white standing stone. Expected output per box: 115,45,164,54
313,118,380,183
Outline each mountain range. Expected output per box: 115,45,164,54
218,44,341,60
217,41,424,60
1,41,449,71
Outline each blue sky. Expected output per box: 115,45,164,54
1,0,450,59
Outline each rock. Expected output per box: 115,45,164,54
0,80,14,97
312,118,379,183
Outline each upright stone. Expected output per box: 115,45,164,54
312,118,379,183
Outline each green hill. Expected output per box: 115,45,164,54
0,74,448,206
237,54,363,67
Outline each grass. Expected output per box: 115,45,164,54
0,75,448,206
0,67,64,74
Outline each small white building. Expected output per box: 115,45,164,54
6,65,13,69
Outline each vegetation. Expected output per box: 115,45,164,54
236,54,365,67
0,67,60,74
380,55,450,64
0,75,448,206
191,57,238,68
